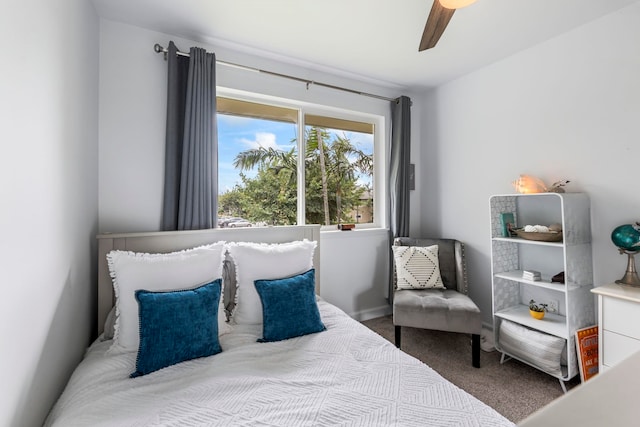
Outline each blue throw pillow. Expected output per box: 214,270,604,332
254,269,325,342
131,279,222,378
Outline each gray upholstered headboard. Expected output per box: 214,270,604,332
96,225,321,335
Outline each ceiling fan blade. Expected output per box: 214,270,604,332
419,1,456,51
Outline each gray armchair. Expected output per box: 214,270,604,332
392,237,482,368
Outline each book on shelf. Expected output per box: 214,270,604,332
522,270,541,281
500,212,516,237
575,325,599,382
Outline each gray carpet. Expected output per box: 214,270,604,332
361,315,581,424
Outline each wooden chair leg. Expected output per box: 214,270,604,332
395,325,401,348
472,334,480,368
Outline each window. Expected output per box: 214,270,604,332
217,95,379,229
303,116,374,226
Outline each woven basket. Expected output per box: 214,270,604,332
514,229,563,242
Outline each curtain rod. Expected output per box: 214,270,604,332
153,43,397,102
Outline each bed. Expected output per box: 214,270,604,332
45,225,514,426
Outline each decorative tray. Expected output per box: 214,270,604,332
514,229,563,242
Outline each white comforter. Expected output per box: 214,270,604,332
45,300,514,426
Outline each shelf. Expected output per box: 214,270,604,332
491,192,593,384
495,305,568,339
494,271,567,292
492,236,564,247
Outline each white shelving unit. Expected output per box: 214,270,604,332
490,193,594,392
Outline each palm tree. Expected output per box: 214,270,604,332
307,128,330,225
323,134,373,223
232,146,297,187
233,126,372,225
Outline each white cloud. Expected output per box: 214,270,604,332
240,132,281,150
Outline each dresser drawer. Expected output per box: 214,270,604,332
603,297,640,339
602,330,640,367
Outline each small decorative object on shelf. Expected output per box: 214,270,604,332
512,175,548,194
513,223,563,242
611,223,640,287
551,271,565,283
522,270,541,281
500,212,516,237
529,300,548,320
511,175,570,194
548,180,570,193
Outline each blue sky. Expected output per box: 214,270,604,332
217,114,374,194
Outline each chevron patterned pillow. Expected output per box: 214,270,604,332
392,245,445,290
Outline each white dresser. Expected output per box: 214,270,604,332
591,283,640,373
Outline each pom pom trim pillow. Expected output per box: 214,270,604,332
131,279,222,378
227,240,317,325
392,245,445,290
106,242,226,354
254,269,325,342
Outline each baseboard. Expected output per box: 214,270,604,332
350,305,392,322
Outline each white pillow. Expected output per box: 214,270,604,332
107,242,227,353
102,302,232,343
226,240,317,325
392,245,445,290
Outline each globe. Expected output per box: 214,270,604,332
611,223,640,252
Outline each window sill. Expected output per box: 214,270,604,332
319,227,389,240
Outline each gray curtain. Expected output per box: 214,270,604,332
389,95,411,302
162,41,218,230
390,95,411,237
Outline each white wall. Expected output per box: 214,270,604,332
97,19,423,319
421,3,640,326
321,228,392,319
0,1,99,426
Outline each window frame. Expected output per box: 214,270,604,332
217,88,386,231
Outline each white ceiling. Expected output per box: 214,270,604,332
92,0,639,90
